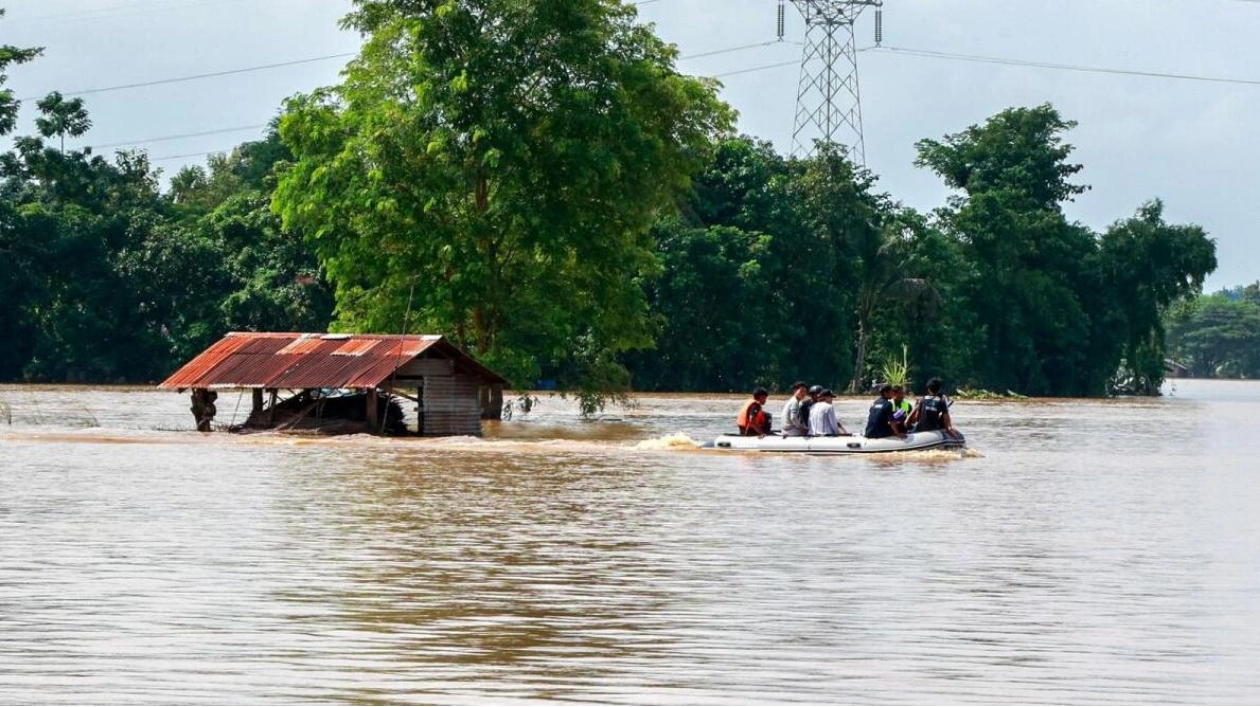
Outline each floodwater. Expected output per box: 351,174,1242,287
1,380,1258,704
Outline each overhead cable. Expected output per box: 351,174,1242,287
873,45,1260,87
20,52,357,101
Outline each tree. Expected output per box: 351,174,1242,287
916,105,1102,395
1166,294,1260,378
274,0,734,403
35,91,91,153
1096,200,1216,393
0,10,41,137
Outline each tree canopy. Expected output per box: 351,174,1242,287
273,0,734,406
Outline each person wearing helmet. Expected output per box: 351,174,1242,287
780,381,810,437
798,384,824,435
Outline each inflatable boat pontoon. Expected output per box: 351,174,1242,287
701,429,965,454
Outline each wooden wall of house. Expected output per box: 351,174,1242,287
421,373,483,436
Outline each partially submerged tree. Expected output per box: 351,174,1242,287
274,0,734,406
1096,200,1216,393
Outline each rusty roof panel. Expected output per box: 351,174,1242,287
276,337,326,355
332,339,380,356
158,332,505,390
159,334,253,390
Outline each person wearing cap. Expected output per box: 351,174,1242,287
781,381,810,437
865,384,903,439
736,387,772,436
808,389,848,436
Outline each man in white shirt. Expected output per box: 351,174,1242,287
808,389,849,436
780,381,809,436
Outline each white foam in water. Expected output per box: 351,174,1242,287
632,432,702,451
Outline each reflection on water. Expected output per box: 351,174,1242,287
1,381,1258,703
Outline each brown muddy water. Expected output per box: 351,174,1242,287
1,380,1258,704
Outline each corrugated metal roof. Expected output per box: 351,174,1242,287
159,333,507,390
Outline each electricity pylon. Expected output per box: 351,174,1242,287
785,0,883,162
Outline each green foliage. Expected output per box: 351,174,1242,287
35,91,91,152
1166,294,1260,378
1095,200,1217,393
0,12,41,137
274,0,734,392
0,3,1225,401
878,344,911,389
0,79,332,382
913,104,1214,396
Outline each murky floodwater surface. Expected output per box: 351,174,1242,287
1,380,1258,704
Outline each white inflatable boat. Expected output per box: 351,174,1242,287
701,429,965,454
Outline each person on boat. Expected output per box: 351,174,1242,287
864,384,903,439
737,387,773,436
809,389,849,436
908,377,957,438
798,384,823,435
890,385,914,435
781,381,810,437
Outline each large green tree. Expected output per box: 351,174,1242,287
916,104,1215,396
273,0,734,399
1166,294,1260,378
917,105,1108,395
1095,200,1216,393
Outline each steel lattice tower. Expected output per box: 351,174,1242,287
789,0,882,162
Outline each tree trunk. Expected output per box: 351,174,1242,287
850,319,868,394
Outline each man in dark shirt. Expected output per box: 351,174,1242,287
864,384,902,439
909,377,956,438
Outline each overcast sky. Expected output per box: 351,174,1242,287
3,0,1257,290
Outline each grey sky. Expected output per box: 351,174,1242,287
4,0,1256,289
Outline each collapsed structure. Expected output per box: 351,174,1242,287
159,333,507,436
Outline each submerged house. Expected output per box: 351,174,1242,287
159,332,508,436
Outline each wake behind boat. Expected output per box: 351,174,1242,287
701,429,965,454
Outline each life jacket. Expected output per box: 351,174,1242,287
737,400,769,434
917,395,947,431
865,398,893,438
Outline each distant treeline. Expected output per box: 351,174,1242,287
0,1,1223,405
1164,284,1260,379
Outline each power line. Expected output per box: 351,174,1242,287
88,123,269,151
710,44,1260,89
89,41,794,154
24,36,788,110
873,45,1260,87
19,52,356,102
149,149,225,163
714,59,803,78
681,39,798,60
